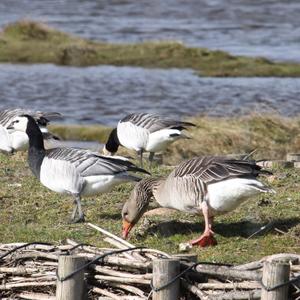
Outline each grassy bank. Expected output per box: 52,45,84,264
1,114,300,263
0,152,299,264
50,114,300,164
1,20,300,76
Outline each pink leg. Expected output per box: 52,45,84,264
189,201,217,247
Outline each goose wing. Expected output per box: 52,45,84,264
120,113,195,133
173,156,268,184
45,147,149,177
0,109,61,127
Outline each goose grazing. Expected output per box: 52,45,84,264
7,115,150,223
0,108,60,154
122,156,274,247
103,113,195,166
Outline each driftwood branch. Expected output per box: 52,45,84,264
94,274,150,285
0,229,298,299
0,280,56,290
16,292,55,300
87,222,134,248
196,281,261,290
193,264,261,281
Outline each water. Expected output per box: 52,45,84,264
0,0,300,61
1,64,299,125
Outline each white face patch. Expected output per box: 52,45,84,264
7,116,28,132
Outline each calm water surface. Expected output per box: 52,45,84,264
0,64,299,126
0,0,300,61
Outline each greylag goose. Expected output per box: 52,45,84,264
122,156,274,247
0,108,60,153
7,115,149,223
103,113,195,166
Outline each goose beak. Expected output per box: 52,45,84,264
7,124,14,130
122,220,134,239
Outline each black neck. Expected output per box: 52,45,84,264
26,116,45,150
105,128,120,153
26,115,45,179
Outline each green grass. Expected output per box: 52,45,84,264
1,20,300,76
49,124,111,141
0,151,299,264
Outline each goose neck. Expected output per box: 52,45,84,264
26,118,45,151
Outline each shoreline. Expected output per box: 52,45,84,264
1,20,300,77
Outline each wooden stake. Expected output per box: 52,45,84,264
261,260,290,300
152,258,180,300
56,255,87,300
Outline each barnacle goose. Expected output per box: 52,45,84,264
103,113,195,166
0,108,60,154
7,115,150,223
122,156,275,247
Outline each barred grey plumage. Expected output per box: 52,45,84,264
45,147,149,177
104,112,195,167
0,108,60,127
120,113,195,133
122,156,274,246
173,156,270,184
7,114,150,223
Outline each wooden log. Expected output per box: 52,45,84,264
103,237,136,261
87,222,134,248
181,279,209,300
173,254,197,263
13,252,58,261
196,281,261,290
17,292,55,300
56,255,87,300
261,260,290,300
234,253,300,270
108,282,146,297
97,256,152,270
94,274,150,285
103,237,147,262
9,275,56,283
0,266,37,275
0,281,56,290
91,264,152,279
192,263,261,281
213,289,261,299
91,286,121,300
152,258,180,300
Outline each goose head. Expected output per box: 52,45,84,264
103,128,120,156
7,115,30,132
122,182,152,239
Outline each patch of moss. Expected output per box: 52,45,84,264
1,20,300,76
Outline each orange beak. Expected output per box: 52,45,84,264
122,220,134,239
